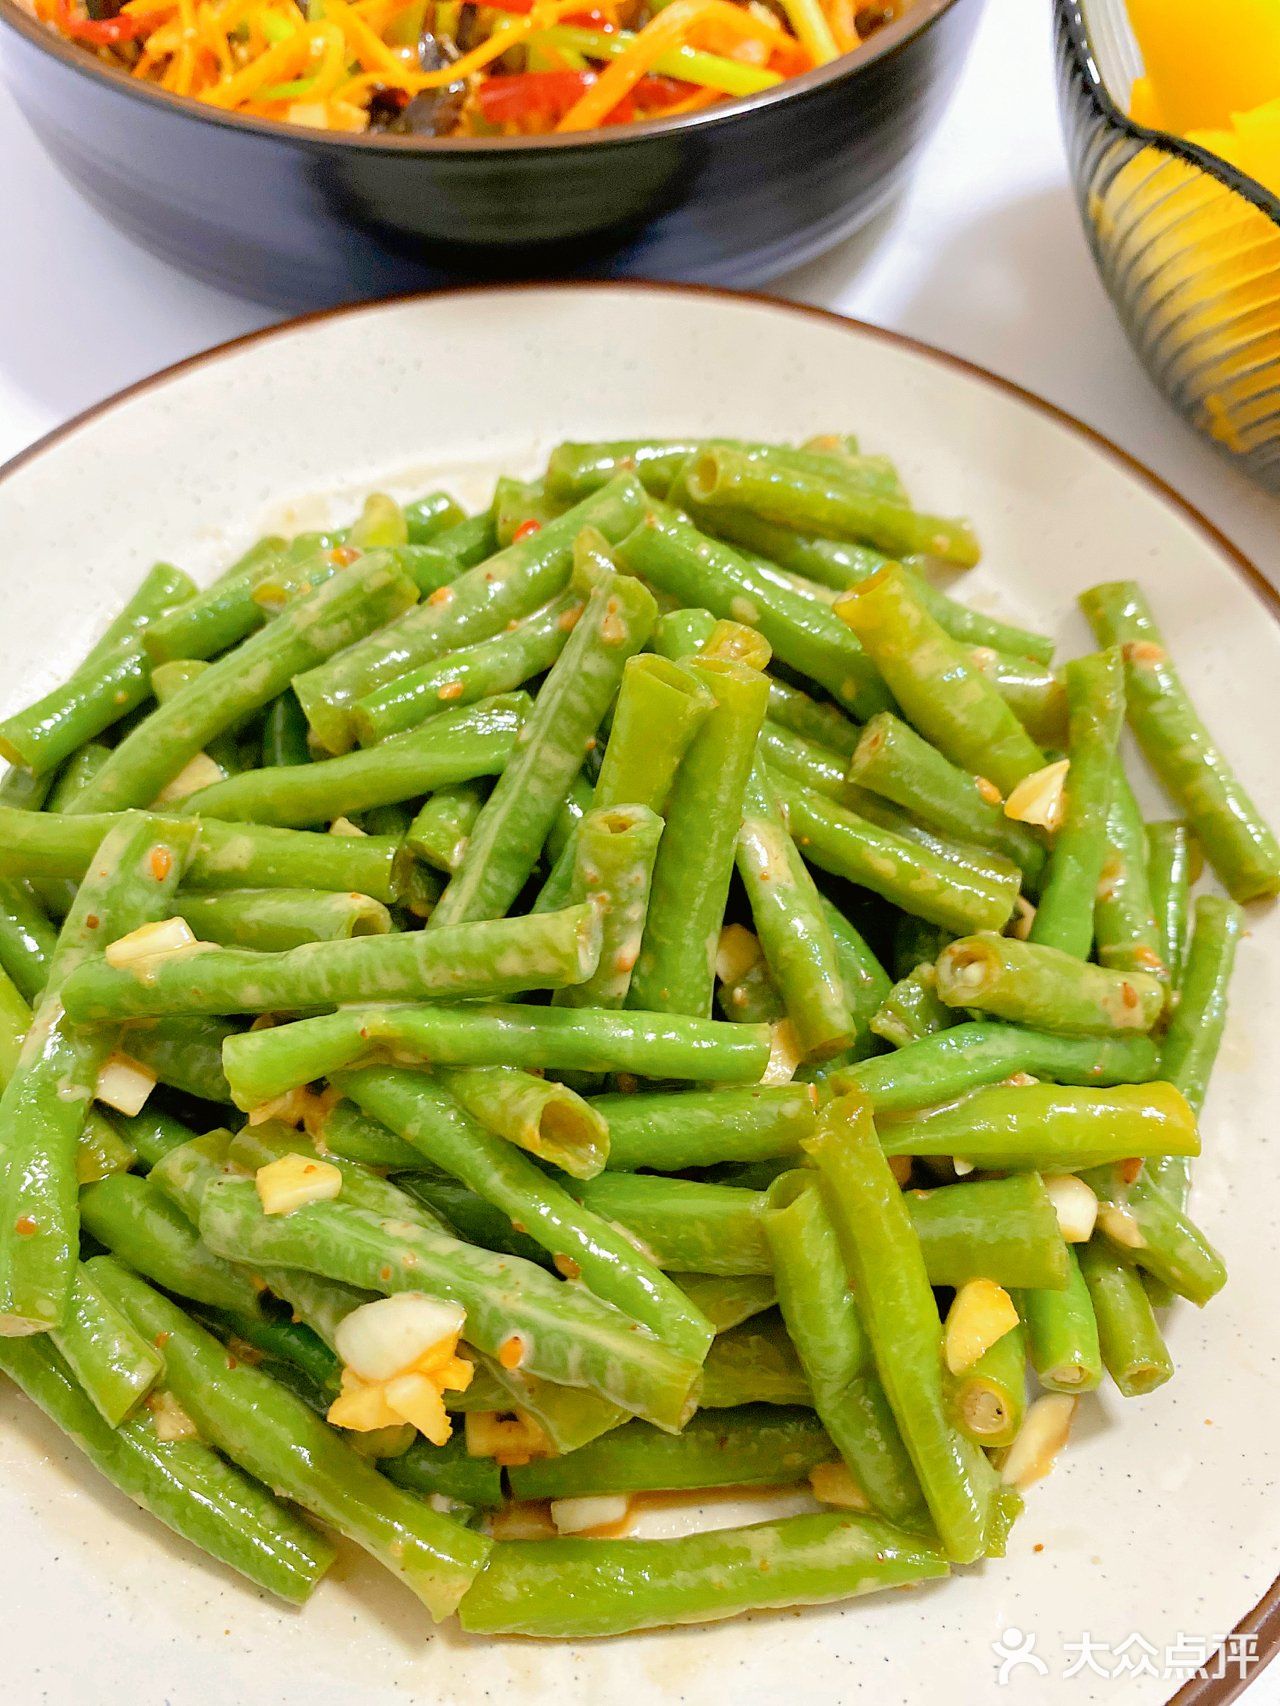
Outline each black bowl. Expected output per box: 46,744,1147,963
0,0,980,307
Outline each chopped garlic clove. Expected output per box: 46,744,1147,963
104,915,197,969
327,1370,402,1433
1008,895,1036,941
1005,759,1070,831
94,1052,156,1117
1097,1201,1146,1249
715,923,763,987
761,1019,803,1085
150,1389,199,1442
550,1494,630,1536
1044,1174,1098,1243
1001,1394,1077,1489
808,1461,871,1510
465,1410,549,1466
489,1501,557,1540
254,1152,343,1216
952,1157,975,1177
944,1278,1019,1375
384,1371,452,1445
154,751,226,804
329,816,367,837
335,1293,466,1383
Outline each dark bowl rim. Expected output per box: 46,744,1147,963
0,0,965,153
0,276,1277,1706
1058,0,1280,227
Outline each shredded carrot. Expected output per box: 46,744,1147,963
557,0,750,129
202,28,311,104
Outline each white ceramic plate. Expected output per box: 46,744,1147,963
1,285,1277,1706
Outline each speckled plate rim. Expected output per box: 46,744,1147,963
0,280,1277,1706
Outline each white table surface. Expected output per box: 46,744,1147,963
0,0,1278,1697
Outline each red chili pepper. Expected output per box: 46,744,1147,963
55,0,141,43
607,74,697,122
512,518,543,542
481,0,536,13
475,69,593,126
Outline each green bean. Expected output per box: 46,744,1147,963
849,713,1047,885
1019,1249,1103,1393
623,657,768,1017
944,1321,1025,1449
262,691,312,768
818,892,893,1024
62,901,602,1020
673,1272,777,1332
1077,1239,1173,1396
554,804,663,1011
1080,581,1280,900
0,814,195,1332
173,887,391,949
126,1015,236,1104
68,557,419,814
805,1094,1010,1563
0,1333,334,1603
597,1084,816,1172
197,1179,700,1430
1160,894,1243,1117
406,782,488,874
1146,821,1194,989
381,1430,503,1509
428,573,655,928
870,966,956,1049
142,535,339,665
683,445,980,566
0,563,197,773
876,1082,1198,1171
401,492,468,545
49,1262,165,1427
80,1172,265,1318
293,479,646,755
337,1066,712,1361
1030,650,1125,957
780,783,1019,935
459,1508,947,1638
906,1174,1069,1290
837,564,1045,793
512,1404,832,1501
967,648,1069,749
0,879,56,1001
717,940,786,1026
354,593,583,747
46,741,113,810
850,1022,1159,1114
736,767,856,1058
764,1172,920,1521
182,694,526,827
615,513,889,719
568,1173,769,1276
697,1311,811,1407
437,1065,609,1179
1094,765,1168,980
936,934,1164,1034
91,1256,491,1620
1083,1163,1226,1307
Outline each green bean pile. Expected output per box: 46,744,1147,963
0,434,1267,1638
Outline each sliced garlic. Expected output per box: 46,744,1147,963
334,1293,466,1383
384,1371,451,1446
1043,1174,1098,1243
94,1052,156,1117
550,1494,630,1536
150,1389,199,1442
489,1501,557,1541
761,1018,803,1085
329,816,367,837
715,923,763,987
808,1461,871,1510
104,915,197,969
327,1370,401,1433
1000,1394,1077,1489
154,751,226,805
1097,1201,1146,1250
1004,759,1070,832
944,1279,1019,1375
465,1410,549,1466
254,1152,343,1216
